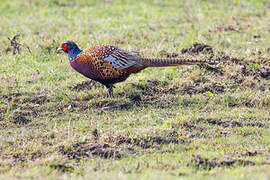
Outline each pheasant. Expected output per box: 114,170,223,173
57,41,218,97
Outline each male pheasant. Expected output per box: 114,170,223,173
57,41,217,97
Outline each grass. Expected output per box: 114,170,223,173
0,0,270,179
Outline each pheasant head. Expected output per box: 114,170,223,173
57,41,82,61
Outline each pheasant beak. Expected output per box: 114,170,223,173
56,47,64,53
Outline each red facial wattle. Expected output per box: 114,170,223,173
62,43,70,51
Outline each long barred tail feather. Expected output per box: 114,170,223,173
143,57,220,67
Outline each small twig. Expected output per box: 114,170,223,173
7,34,32,55
23,44,32,54
8,34,22,55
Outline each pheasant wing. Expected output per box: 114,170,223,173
104,49,142,69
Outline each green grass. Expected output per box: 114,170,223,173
0,0,270,179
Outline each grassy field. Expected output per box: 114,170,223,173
0,0,270,179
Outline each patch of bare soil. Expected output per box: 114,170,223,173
25,95,49,105
182,82,225,95
169,121,216,139
110,133,184,149
242,150,262,157
2,92,49,105
10,114,31,125
49,164,74,173
2,153,26,164
242,66,270,80
130,80,180,107
132,80,166,93
181,43,214,55
1,92,49,118
198,118,265,128
2,92,23,101
58,142,121,160
189,155,256,170
128,94,142,104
